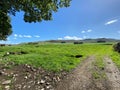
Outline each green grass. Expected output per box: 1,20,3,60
92,56,106,79
0,43,116,72
111,51,120,69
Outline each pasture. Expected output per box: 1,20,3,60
0,42,119,72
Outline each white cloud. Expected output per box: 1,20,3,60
87,29,92,32
34,35,40,38
23,35,32,38
105,19,118,25
13,34,34,38
64,36,82,40
81,30,85,33
14,34,18,37
58,38,63,40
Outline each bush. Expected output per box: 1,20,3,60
61,41,66,43
113,42,120,53
74,42,83,44
97,40,106,43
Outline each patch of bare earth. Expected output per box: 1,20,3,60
55,56,96,90
104,57,120,90
0,62,68,90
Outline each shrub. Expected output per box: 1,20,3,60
61,41,66,43
97,40,106,43
113,42,120,53
74,42,83,44
0,44,5,46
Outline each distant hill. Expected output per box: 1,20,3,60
45,38,120,43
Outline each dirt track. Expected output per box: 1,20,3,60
55,56,120,90
104,57,120,90
55,56,95,90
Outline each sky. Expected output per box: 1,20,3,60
1,0,120,44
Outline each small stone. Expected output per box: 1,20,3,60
53,77,57,82
57,76,60,81
2,80,11,85
24,76,28,79
45,76,48,79
41,88,45,90
5,85,10,90
28,86,31,88
40,79,45,84
3,69,6,71
46,85,51,89
37,81,40,84
23,85,26,88
46,82,50,85
16,84,22,89
13,74,18,77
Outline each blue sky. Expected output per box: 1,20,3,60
1,0,120,44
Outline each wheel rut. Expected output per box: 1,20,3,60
104,56,120,90
55,56,95,90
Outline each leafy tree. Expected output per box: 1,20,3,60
0,0,71,40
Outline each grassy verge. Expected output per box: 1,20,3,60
111,51,120,69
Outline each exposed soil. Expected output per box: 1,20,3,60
0,62,68,90
55,56,111,90
0,56,120,90
104,56,120,90
55,56,95,90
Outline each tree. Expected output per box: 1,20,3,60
0,0,71,40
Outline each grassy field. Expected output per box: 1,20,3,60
0,42,120,72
